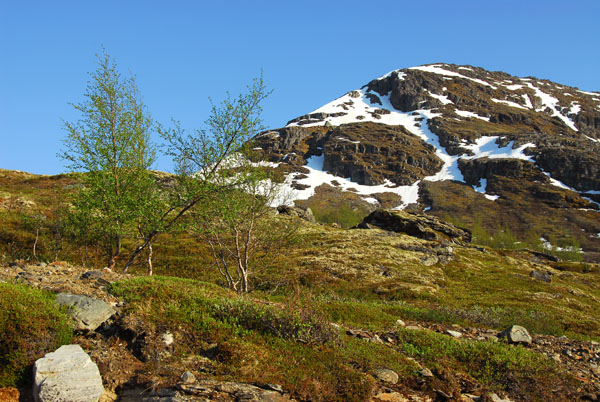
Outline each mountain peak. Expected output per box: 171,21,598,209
251,63,600,259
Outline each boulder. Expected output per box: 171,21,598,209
33,344,104,402
55,293,116,331
373,368,399,384
276,205,316,223
358,209,471,242
446,330,463,338
529,270,552,283
498,325,532,345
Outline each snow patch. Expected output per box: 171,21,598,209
505,84,523,91
461,137,535,161
525,82,578,131
491,98,527,110
427,91,453,105
455,110,490,121
409,65,497,88
569,103,581,115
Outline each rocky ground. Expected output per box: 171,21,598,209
2,260,599,402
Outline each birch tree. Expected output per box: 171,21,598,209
61,50,156,269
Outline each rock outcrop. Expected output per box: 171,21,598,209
33,344,104,402
358,209,471,243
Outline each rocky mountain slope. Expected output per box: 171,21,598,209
250,63,600,260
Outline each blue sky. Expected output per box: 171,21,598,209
1,0,599,175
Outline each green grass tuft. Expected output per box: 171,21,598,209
0,283,73,387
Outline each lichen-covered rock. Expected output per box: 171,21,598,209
373,368,399,384
56,293,116,331
358,209,471,243
33,344,104,402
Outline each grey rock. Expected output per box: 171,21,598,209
33,344,104,402
489,393,513,402
119,388,188,402
420,368,434,377
265,384,284,392
498,325,532,344
359,209,471,242
181,371,196,384
374,368,399,384
56,293,116,331
529,270,552,283
421,255,439,266
81,270,104,280
276,205,315,223
395,319,406,326
446,330,463,338
178,379,294,401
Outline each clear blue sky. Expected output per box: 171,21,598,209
1,0,599,175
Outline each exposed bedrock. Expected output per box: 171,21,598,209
457,158,548,188
254,122,444,187
533,146,600,192
321,123,443,186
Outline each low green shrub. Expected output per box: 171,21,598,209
110,276,337,345
0,283,72,387
397,327,559,389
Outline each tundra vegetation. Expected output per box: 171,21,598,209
1,57,599,401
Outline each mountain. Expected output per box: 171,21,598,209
251,63,600,261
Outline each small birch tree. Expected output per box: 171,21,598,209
190,157,287,292
121,75,271,273
60,50,157,269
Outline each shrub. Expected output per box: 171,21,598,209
0,283,72,387
310,203,369,228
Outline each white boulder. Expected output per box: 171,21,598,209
33,344,104,402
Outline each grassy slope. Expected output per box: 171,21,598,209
2,169,600,400
110,276,569,401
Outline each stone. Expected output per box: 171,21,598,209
374,368,399,384
81,270,104,280
162,331,174,346
396,319,406,326
180,371,196,384
489,393,513,402
446,330,463,338
372,391,409,402
56,293,116,331
119,388,188,402
420,368,434,377
33,344,104,402
529,270,552,283
276,205,316,223
421,255,439,266
265,383,284,392
497,325,532,345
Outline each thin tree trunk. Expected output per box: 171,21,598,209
108,236,121,270
33,228,39,261
147,244,153,276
